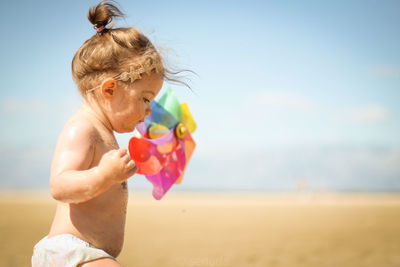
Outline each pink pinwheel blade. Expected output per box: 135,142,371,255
146,141,186,200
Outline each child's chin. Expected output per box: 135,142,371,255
117,121,140,133
128,123,138,132
115,125,136,134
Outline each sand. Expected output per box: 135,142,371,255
1,191,400,267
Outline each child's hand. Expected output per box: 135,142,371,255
98,148,137,184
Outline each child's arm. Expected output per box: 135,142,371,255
49,122,136,204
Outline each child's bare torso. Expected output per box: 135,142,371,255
48,106,129,257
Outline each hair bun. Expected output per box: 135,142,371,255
87,1,124,33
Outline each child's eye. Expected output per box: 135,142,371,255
143,98,150,103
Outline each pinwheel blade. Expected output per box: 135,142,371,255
174,133,196,184
180,103,197,133
158,88,182,122
147,97,179,129
146,143,186,200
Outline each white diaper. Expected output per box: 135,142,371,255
31,234,115,267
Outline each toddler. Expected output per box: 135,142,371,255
31,2,181,266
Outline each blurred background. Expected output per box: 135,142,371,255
1,1,400,267
1,0,399,193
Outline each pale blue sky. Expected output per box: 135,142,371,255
1,0,399,191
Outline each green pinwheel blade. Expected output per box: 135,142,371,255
157,88,182,123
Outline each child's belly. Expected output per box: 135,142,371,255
49,182,129,257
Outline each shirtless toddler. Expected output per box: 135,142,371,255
31,2,173,266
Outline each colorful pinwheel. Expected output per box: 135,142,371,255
128,88,196,200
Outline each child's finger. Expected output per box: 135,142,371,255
126,160,137,175
118,148,127,156
122,154,131,163
126,159,135,169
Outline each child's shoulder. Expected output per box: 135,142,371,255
51,109,102,174
57,109,99,150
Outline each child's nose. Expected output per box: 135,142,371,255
145,107,152,116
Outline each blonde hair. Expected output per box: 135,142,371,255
72,1,189,97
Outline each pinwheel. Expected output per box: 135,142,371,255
128,88,196,200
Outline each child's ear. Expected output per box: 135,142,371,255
100,78,117,100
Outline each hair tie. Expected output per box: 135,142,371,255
94,24,106,33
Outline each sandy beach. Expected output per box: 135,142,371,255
1,191,400,267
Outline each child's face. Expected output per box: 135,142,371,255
108,72,163,133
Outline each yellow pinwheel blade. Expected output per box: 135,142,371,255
180,103,197,133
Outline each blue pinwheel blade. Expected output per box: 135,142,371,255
147,100,179,129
